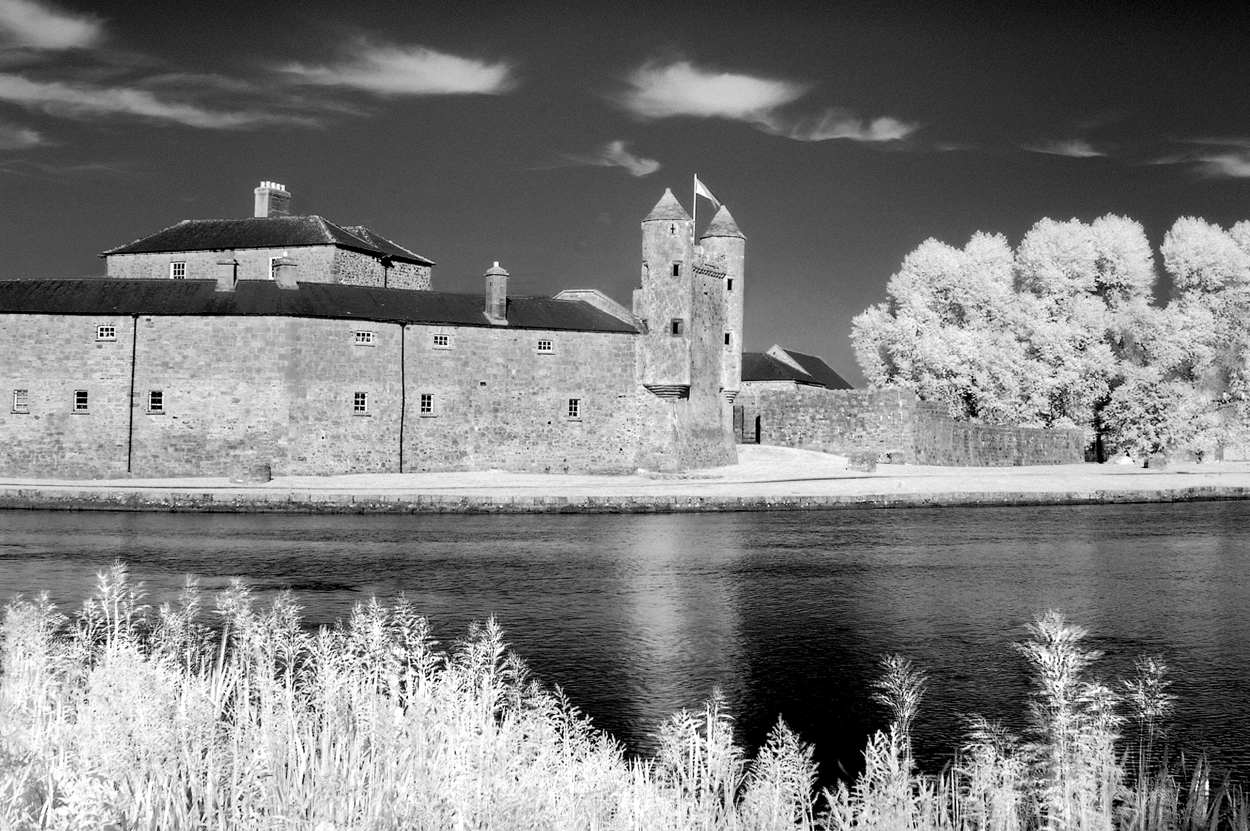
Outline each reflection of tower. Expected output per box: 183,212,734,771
634,188,696,394
700,206,746,400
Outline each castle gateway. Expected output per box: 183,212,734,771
0,185,745,478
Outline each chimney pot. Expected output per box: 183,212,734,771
484,262,508,324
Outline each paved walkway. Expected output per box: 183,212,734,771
3,446,1250,513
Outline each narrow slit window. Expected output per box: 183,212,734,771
672,263,681,277
670,319,684,336
170,261,186,279
567,398,581,419
96,325,116,341
724,332,732,347
353,391,369,414
147,390,164,413
12,389,29,414
73,390,89,412
727,279,733,291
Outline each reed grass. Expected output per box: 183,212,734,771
0,564,1245,830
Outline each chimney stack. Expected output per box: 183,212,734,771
272,257,299,290
254,181,291,218
484,262,508,324
215,256,239,292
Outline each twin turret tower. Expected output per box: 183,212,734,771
632,187,745,468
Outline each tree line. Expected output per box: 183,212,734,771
852,215,1250,460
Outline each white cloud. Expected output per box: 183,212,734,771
566,140,660,177
0,73,313,128
1023,138,1106,158
621,60,807,121
0,117,39,147
1195,151,1250,179
283,41,515,96
759,107,917,143
0,0,101,50
618,59,915,144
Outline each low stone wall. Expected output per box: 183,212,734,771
912,402,1086,466
736,385,1084,466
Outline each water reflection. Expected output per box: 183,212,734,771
2,502,1250,786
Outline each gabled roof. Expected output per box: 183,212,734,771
643,188,691,222
0,279,637,333
771,347,853,390
742,346,853,389
700,205,745,240
101,216,434,266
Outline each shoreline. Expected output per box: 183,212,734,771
5,446,1250,514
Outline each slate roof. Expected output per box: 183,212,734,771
778,348,853,390
0,279,638,333
101,216,434,266
643,188,691,222
742,350,853,389
699,205,745,240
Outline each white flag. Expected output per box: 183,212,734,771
694,175,721,208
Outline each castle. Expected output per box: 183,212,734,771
0,183,747,478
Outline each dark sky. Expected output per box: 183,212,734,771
2,0,1248,383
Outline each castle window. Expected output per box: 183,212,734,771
73,390,89,413
670,223,676,235
432,333,451,349
354,330,375,346
670,318,684,336
672,263,681,277
727,279,733,291
567,398,581,420
147,390,164,414
170,262,186,279
96,325,116,341
12,389,29,414
419,393,436,417
724,332,732,347
537,338,554,354
353,391,369,415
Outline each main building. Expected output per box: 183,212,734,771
0,183,747,478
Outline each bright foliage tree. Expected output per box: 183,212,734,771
854,214,1250,459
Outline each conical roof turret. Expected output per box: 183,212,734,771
643,188,691,222
699,205,745,240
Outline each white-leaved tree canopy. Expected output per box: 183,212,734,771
853,214,1250,459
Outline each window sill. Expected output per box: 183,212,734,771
71,410,90,415
147,410,165,416
418,413,438,418
11,410,29,415
353,412,372,417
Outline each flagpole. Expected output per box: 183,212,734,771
692,174,697,248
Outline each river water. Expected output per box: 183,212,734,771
2,502,1249,786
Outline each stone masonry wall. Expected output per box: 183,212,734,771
1,314,133,478
385,261,432,290
911,401,1085,466
1,311,680,478
108,247,338,283
737,384,1083,466
403,325,643,473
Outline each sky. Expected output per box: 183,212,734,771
2,0,1249,384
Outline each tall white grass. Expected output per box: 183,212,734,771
0,566,1245,830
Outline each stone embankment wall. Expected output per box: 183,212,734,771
737,385,1084,466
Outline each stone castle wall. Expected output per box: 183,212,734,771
0,312,726,478
107,247,431,289
737,384,1083,466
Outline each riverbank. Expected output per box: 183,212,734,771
4,445,1250,513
